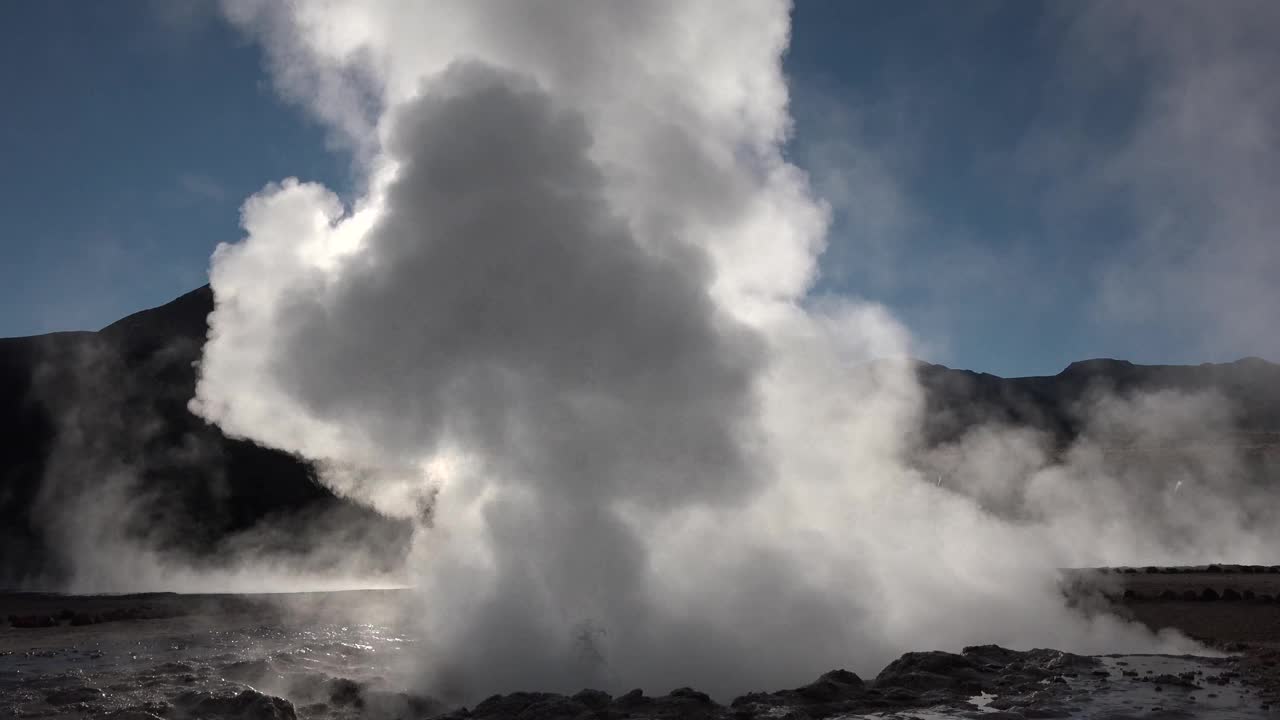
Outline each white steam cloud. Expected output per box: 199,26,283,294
191,0,1276,701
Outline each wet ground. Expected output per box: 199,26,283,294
1,590,430,720
3,585,1280,719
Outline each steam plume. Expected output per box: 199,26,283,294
193,0,1278,700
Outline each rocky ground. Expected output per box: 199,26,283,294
5,577,1280,719
439,646,1113,719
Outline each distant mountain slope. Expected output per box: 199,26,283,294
2,286,1277,586
0,287,411,588
916,356,1280,449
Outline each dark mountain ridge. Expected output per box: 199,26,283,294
2,287,1277,586
916,355,1280,449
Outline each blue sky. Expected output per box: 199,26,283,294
786,2,1147,374
0,2,349,336
2,1,1276,377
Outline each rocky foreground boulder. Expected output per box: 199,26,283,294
434,645,1103,720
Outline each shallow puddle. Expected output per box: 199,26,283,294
836,655,1275,719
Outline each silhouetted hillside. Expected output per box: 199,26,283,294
2,287,1278,586
916,356,1280,449
0,287,411,587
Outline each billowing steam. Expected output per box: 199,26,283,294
189,0,1278,701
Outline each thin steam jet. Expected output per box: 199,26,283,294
192,0,1280,701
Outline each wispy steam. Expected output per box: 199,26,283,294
192,0,1277,701
1032,0,1280,361
21,308,409,595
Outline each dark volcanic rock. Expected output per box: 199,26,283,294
326,678,363,707
874,651,985,692
613,689,649,707
789,669,865,703
442,647,1106,720
570,689,611,709
647,689,721,719
731,668,867,718
666,687,713,704
465,685,731,720
172,689,297,720
472,691,585,720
